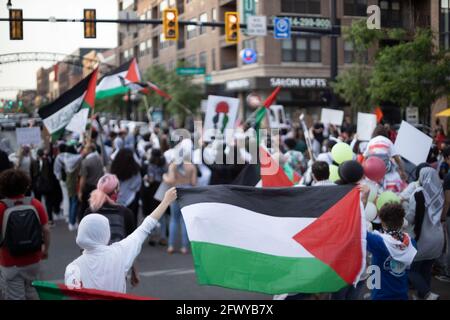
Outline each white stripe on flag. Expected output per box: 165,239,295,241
96,71,128,92
43,94,85,134
181,202,315,258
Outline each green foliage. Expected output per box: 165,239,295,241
95,95,123,115
143,62,202,120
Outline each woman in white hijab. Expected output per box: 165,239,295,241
64,187,177,293
406,167,445,300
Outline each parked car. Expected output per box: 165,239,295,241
0,118,16,131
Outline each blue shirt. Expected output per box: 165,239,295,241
366,232,412,300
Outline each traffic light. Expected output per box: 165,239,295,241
162,8,178,41
9,9,23,40
225,12,239,44
84,9,96,38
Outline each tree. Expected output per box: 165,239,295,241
143,62,202,124
369,29,450,120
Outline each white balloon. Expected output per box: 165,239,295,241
365,202,378,222
366,221,373,232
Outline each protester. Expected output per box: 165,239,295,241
0,169,51,300
284,138,306,175
110,148,142,223
163,141,197,254
367,203,417,300
437,146,450,283
406,167,445,299
64,187,177,293
311,161,334,186
78,144,104,222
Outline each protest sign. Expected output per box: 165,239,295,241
204,95,239,141
357,113,377,141
16,127,42,146
320,108,344,126
394,121,432,165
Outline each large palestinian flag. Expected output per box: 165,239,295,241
177,185,366,294
38,68,98,136
96,58,141,99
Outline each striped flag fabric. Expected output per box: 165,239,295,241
177,185,366,295
38,68,98,136
254,86,281,144
138,81,172,100
95,58,141,99
32,281,155,300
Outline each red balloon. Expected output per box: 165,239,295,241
363,157,386,182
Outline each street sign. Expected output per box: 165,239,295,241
273,17,291,39
176,67,206,76
247,15,267,36
241,0,256,26
240,48,257,64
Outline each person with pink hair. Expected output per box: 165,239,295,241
81,174,139,287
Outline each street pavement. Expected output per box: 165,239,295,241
39,217,450,300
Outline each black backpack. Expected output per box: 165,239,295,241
0,198,43,256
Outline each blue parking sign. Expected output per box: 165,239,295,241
274,17,291,39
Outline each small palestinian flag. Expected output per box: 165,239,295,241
177,185,366,295
96,58,141,99
138,81,172,100
38,69,98,137
233,146,300,187
32,281,155,300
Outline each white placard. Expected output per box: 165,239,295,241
66,108,89,134
247,15,267,36
203,95,240,142
268,105,288,129
15,127,42,146
357,113,377,141
154,182,170,202
320,108,344,126
394,121,433,166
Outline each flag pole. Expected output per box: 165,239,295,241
299,114,315,161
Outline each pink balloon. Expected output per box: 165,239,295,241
363,157,386,182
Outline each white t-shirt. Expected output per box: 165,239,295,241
363,136,398,158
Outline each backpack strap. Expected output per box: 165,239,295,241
0,197,32,208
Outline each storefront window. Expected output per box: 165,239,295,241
281,0,321,14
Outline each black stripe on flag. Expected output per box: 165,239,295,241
96,59,132,84
38,72,93,119
177,184,356,218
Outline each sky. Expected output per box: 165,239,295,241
0,0,118,99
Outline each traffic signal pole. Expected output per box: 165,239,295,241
0,17,341,36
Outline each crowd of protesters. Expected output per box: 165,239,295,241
0,113,449,300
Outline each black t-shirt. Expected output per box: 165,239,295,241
84,203,136,243
443,172,450,216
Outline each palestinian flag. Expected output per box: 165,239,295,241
38,69,98,137
138,81,172,100
96,58,141,99
177,185,366,295
233,146,300,187
32,281,155,300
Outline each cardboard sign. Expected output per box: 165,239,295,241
320,108,344,126
394,121,432,166
15,127,42,146
268,105,288,129
203,95,240,141
357,113,377,141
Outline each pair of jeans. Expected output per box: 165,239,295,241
69,196,78,226
409,259,435,298
168,201,189,249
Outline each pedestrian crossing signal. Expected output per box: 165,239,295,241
84,9,96,39
163,8,178,41
9,9,23,40
225,12,239,44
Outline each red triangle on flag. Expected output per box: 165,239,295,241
263,86,281,109
259,146,294,187
84,68,98,108
292,188,363,285
374,106,383,123
125,58,141,83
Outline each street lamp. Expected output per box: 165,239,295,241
6,0,12,10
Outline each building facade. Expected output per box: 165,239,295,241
117,0,448,124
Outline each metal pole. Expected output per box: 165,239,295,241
330,0,339,108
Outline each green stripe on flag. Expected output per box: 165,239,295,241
190,241,347,294
255,107,267,146
32,281,66,300
96,86,130,100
